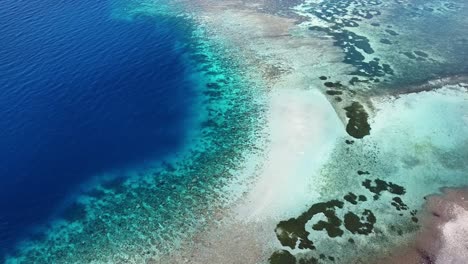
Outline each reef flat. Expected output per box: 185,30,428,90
5,0,468,263
161,0,468,263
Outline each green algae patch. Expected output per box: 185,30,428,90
269,250,297,264
275,200,344,250
343,102,371,139
344,210,376,235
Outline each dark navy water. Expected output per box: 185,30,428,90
0,0,198,256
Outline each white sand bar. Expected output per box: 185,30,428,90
236,88,344,221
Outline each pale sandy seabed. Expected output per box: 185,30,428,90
6,0,468,263
160,0,468,263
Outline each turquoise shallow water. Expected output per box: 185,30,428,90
269,0,468,262
275,86,468,262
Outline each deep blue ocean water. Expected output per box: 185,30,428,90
0,0,198,256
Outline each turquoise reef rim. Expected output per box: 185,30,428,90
5,3,267,263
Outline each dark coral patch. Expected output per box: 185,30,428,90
309,26,392,77
312,209,344,237
423,7,434,12
344,102,371,139
391,197,409,211
326,90,343,95
298,256,318,264
275,218,314,250
269,250,297,264
324,81,343,88
357,170,369,175
403,52,417,60
385,29,399,36
414,50,428,57
275,200,344,250
319,76,328,80
344,192,358,205
380,38,392,45
362,179,406,199
382,63,394,75
344,210,376,235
